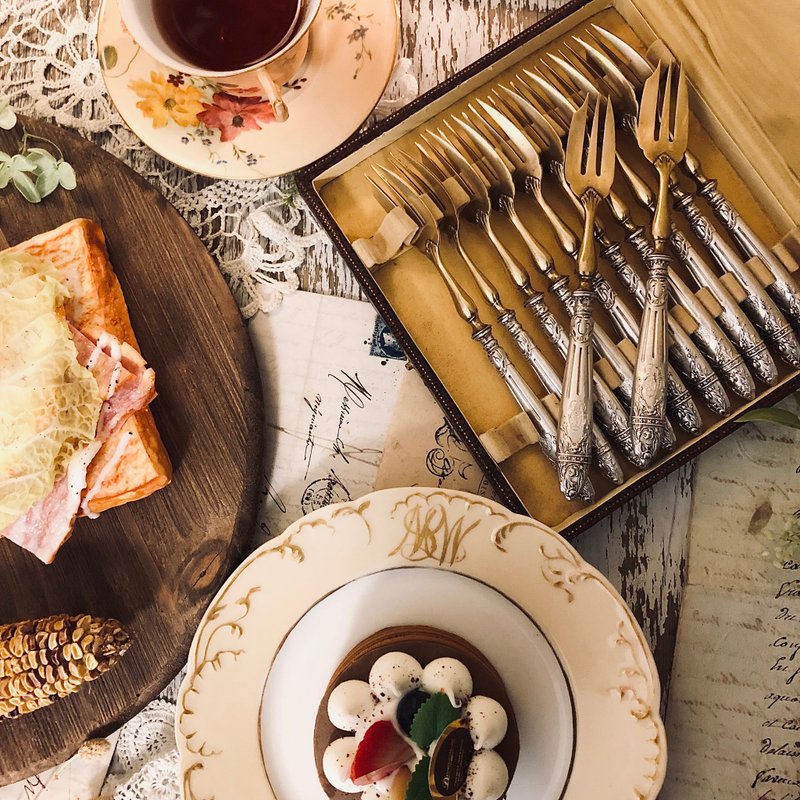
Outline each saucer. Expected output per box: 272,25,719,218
97,0,399,178
176,488,667,800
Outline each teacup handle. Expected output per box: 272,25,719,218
256,67,289,123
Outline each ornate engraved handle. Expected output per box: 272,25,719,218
683,152,800,326
523,292,659,460
557,289,595,500
670,228,777,386
631,252,670,465
499,309,624,482
472,325,594,503
672,189,800,368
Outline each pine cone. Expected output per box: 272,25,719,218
0,614,131,719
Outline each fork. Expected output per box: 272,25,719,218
388,150,624,483
502,75,719,432
626,62,687,463
564,31,800,367
557,95,616,495
417,131,653,466
369,165,594,502
589,24,800,329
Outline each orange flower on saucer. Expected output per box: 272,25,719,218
129,72,204,128
197,92,276,142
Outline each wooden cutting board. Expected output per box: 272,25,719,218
0,118,263,784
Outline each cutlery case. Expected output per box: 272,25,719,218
296,0,800,537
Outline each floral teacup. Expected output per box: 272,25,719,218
118,0,322,122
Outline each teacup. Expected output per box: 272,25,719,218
118,0,322,122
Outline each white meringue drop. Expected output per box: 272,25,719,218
465,695,508,750
327,680,376,732
463,749,509,800
421,658,473,707
368,652,423,700
322,737,360,793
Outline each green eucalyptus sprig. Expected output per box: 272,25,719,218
0,98,77,204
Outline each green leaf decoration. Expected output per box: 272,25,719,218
409,693,461,750
12,170,41,203
405,756,433,800
10,154,35,172
35,168,60,199
0,162,11,190
0,99,16,130
57,161,77,190
100,45,118,71
738,408,800,430
26,147,58,169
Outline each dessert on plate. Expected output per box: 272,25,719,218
314,626,519,800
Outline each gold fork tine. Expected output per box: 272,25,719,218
637,60,662,156
660,62,672,144
674,65,689,154
600,98,615,194
587,95,601,175
565,98,589,187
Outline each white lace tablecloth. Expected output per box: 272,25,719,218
0,1,418,797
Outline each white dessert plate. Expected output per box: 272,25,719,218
176,488,666,800
97,0,399,178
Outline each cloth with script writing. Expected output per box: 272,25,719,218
663,407,800,799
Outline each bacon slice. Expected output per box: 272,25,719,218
1,327,157,562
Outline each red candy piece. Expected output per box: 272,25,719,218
350,720,415,786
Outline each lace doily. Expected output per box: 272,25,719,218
0,0,418,316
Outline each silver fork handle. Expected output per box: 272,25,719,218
666,267,755,399
609,228,730,416
472,325,593,503
557,289,595,500
498,309,624,483
522,291,664,458
669,228,778,385
684,155,800,325
631,252,671,465
672,190,800,367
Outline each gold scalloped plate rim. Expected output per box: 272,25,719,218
175,487,667,800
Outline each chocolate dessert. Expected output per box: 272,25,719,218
314,626,519,800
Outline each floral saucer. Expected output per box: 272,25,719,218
97,0,399,178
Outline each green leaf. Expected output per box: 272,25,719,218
0,163,11,189
0,100,16,130
100,45,118,71
10,154,35,172
35,167,60,198
409,693,461,750
26,147,58,169
12,170,41,203
57,161,76,190
405,756,432,800
738,408,800,430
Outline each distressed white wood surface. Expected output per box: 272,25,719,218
301,0,690,704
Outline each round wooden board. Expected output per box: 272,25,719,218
0,118,263,784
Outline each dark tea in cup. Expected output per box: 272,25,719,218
153,0,301,72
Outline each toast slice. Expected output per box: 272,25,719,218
4,219,171,513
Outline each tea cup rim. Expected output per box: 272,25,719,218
117,0,323,77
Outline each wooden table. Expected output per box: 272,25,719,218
301,0,689,714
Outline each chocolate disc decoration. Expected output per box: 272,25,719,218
428,720,474,799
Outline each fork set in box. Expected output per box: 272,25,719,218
297,0,800,538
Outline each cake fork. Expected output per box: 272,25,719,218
563,32,800,366
368,165,594,502
417,130,655,462
388,149,625,482
589,24,800,329
557,95,616,497
629,62,686,464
